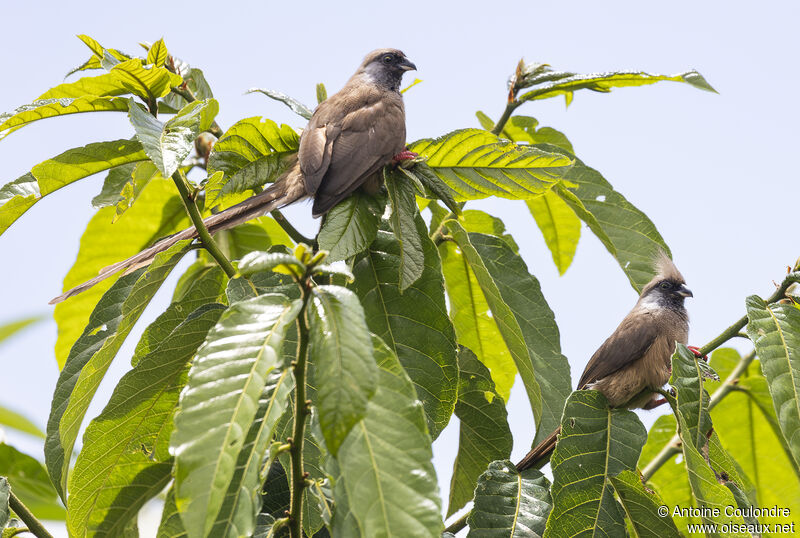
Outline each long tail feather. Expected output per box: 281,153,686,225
50,168,307,304
515,426,560,471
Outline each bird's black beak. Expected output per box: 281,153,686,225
676,285,693,298
399,58,417,71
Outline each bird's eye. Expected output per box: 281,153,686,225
382,55,393,63
660,281,672,290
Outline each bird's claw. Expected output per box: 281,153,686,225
392,150,418,163
688,345,708,361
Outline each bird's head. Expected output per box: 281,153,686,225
358,48,416,91
639,250,693,309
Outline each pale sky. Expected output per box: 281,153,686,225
1,1,798,535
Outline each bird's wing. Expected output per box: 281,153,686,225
298,88,405,216
578,312,659,389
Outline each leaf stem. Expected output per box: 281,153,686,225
444,512,469,535
271,210,314,245
8,491,53,538
171,170,236,278
289,280,313,538
490,101,521,136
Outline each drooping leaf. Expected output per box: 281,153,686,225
466,460,551,538
317,192,384,262
67,303,225,537
46,241,191,499
209,369,294,538
0,444,65,520
247,88,313,120
547,147,670,292
399,164,460,216
608,470,681,537
128,98,219,177
91,163,137,209
544,391,646,536
0,405,44,438
54,178,189,366
170,294,301,538
309,285,377,455
746,296,800,469
352,221,458,439
446,221,571,445
525,190,581,275
332,336,443,537
448,348,512,517
408,129,573,201
384,168,425,290
511,61,716,104
0,139,148,236
0,315,41,345
0,97,129,140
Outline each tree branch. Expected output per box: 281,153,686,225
288,280,312,538
490,101,521,136
171,170,236,278
444,511,469,535
270,210,314,245
8,491,53,538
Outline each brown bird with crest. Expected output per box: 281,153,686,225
516,251,697,471
52,48,417,303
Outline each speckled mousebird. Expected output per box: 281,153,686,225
516,251,696,471
52,48,416,303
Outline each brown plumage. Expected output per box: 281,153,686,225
516,251,692,471
51,49,416,304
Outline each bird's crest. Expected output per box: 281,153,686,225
652,249,685,283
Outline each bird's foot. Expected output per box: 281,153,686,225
688,345,708,361
392,150,418,164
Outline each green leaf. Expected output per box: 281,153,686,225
67,303,225,537
352,221,458,439
476,113,575,153
746,296,800,469
408,129,573,201
446,221,571,445
526,190,581,275
0,315,41,344
146,38,168,66
466,460,551,538
399,164,460,216
0,477,8,529
608,470,681,537
317,192,384,262
309,285,377,455
110,58,183,103
129,98,219,177
160,68,214,113
666,349,749,534
38,73,132,100
171,294,301,538
0,444,65,520
157,487,186,538
332,336,443,537
0,139,148,236
91,163,137,209
65,34,130,77
206,117,300,208
214,216,295,261
46,241,191,499
548,148,670,292
384,167,425,290
247,88,313,120
0,406,44,438
544,391,647,536
54,178,189,366
0,97,129,140
316,83,327,104
209,369,294,538
238,251,306,277
448,348,512,517
513,62,716,104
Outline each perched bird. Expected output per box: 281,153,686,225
516,251,694,471
51,48,416,304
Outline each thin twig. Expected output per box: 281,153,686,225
444,511,469,535
8,491,53,538
490,101,521,136
271,210,314,245
171,170,236,278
